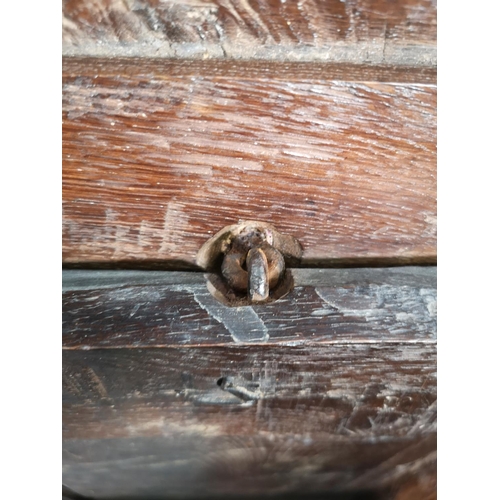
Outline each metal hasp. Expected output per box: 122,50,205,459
196,221,303,307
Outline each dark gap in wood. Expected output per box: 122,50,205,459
63,259,201,272
62,267,436,290
299,256,437,268
62,256,436,272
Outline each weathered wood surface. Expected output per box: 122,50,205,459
62,0,436,66
62,60,436,267
63,344,436,498
62,267,436,348
62,268,437,496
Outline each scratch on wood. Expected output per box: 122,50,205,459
86,367,109,399
315,285,437,337
63,373,82,396
343,434,436,489
159,201,190,255
423,212,437,237
193,289,269,343
125,416,224,438
408,400,437,436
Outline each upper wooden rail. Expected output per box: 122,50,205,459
63,58,436,268
63,0,436,66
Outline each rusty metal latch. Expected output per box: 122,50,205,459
196,221,303,307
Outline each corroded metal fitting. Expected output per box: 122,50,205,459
196,221,303,307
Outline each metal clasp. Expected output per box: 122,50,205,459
197,221,303,307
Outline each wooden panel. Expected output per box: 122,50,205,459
63,344,436,498
62,0,436,66
62,267,437,348
62,59,436,267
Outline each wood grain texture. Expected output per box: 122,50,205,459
62,0,436,66
63,57,437,84
62,267,436,348
62,59,436,267
63,344,436,498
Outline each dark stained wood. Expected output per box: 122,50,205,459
63,435,436,499
62,59,436,267
62,267,436,348
392,474,436,500
63,344,436,498
63,345,437,415
62,0,436,66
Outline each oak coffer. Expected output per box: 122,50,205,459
62,1,437,499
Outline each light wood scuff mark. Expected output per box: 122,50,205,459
192,288,269,343
63,365,110,401
85,367,110,399
315,285,437,337
125,415,224,439
159,201,191,256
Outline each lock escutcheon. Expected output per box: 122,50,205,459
196,221,303,307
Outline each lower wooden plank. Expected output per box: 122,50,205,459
63,267,436,348
63,435,436,499
63,344,436,498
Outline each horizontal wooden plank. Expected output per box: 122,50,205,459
63,57,437,85
63,344,436,498
63,345,437,418
62,267,436,348
62,59,436,267
62,0,436,66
